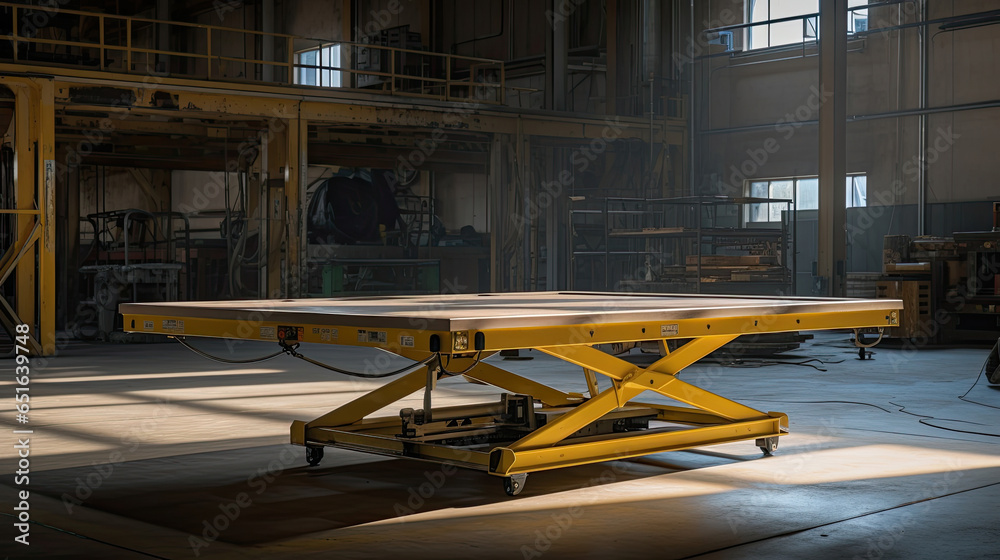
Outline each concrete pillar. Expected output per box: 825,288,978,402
818,0,848,297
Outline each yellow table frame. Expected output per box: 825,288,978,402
122,294,901,495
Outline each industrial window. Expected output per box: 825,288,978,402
295,44,342,87
846,175,867,208
749,179,794,222
746,0,869,51
748,174,867,223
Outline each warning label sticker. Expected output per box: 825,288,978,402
357,330,387,343
162,319,184,332
660,324,679,336
399,335,415,348
314,328,337,341
260,326,276,339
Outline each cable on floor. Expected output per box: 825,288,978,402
958,365,1000,410
890,401,1000,438
707,357,844,372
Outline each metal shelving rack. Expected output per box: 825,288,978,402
570,196,795,295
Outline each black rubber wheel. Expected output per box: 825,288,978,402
503,474,527,496
305,446,324,466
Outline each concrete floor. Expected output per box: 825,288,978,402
2,332,999,559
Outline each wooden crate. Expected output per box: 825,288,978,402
846,272,880,298
883,235,911,271
876,280,932,339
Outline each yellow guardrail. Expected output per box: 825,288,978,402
0,2,504,104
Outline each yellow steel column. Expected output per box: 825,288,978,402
12,83,36,347
0,77,54,355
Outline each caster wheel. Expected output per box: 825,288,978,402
306,446,324,466
756,436,779,456
503,473,528,496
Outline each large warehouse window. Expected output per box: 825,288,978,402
747,0,869,51
748,175,867,223
295,44,342,87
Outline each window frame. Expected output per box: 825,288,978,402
744,0,870,52
294,43,343,88
746,174,868,224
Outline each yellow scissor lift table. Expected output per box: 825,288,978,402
121,292,902,495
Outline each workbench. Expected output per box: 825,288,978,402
121,292,902,495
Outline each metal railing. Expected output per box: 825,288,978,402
703,3,875,54
0,2,504,104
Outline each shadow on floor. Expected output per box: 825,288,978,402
29,443,746,546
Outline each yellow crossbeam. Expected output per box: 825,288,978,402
509,335,754,451
461,362,585,407
490,415,786,476
538,335,738,379
305,365,429,428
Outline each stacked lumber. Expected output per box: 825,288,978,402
682,255,785,282
728,268,788,282
910,236,959,259
684,255,778,266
